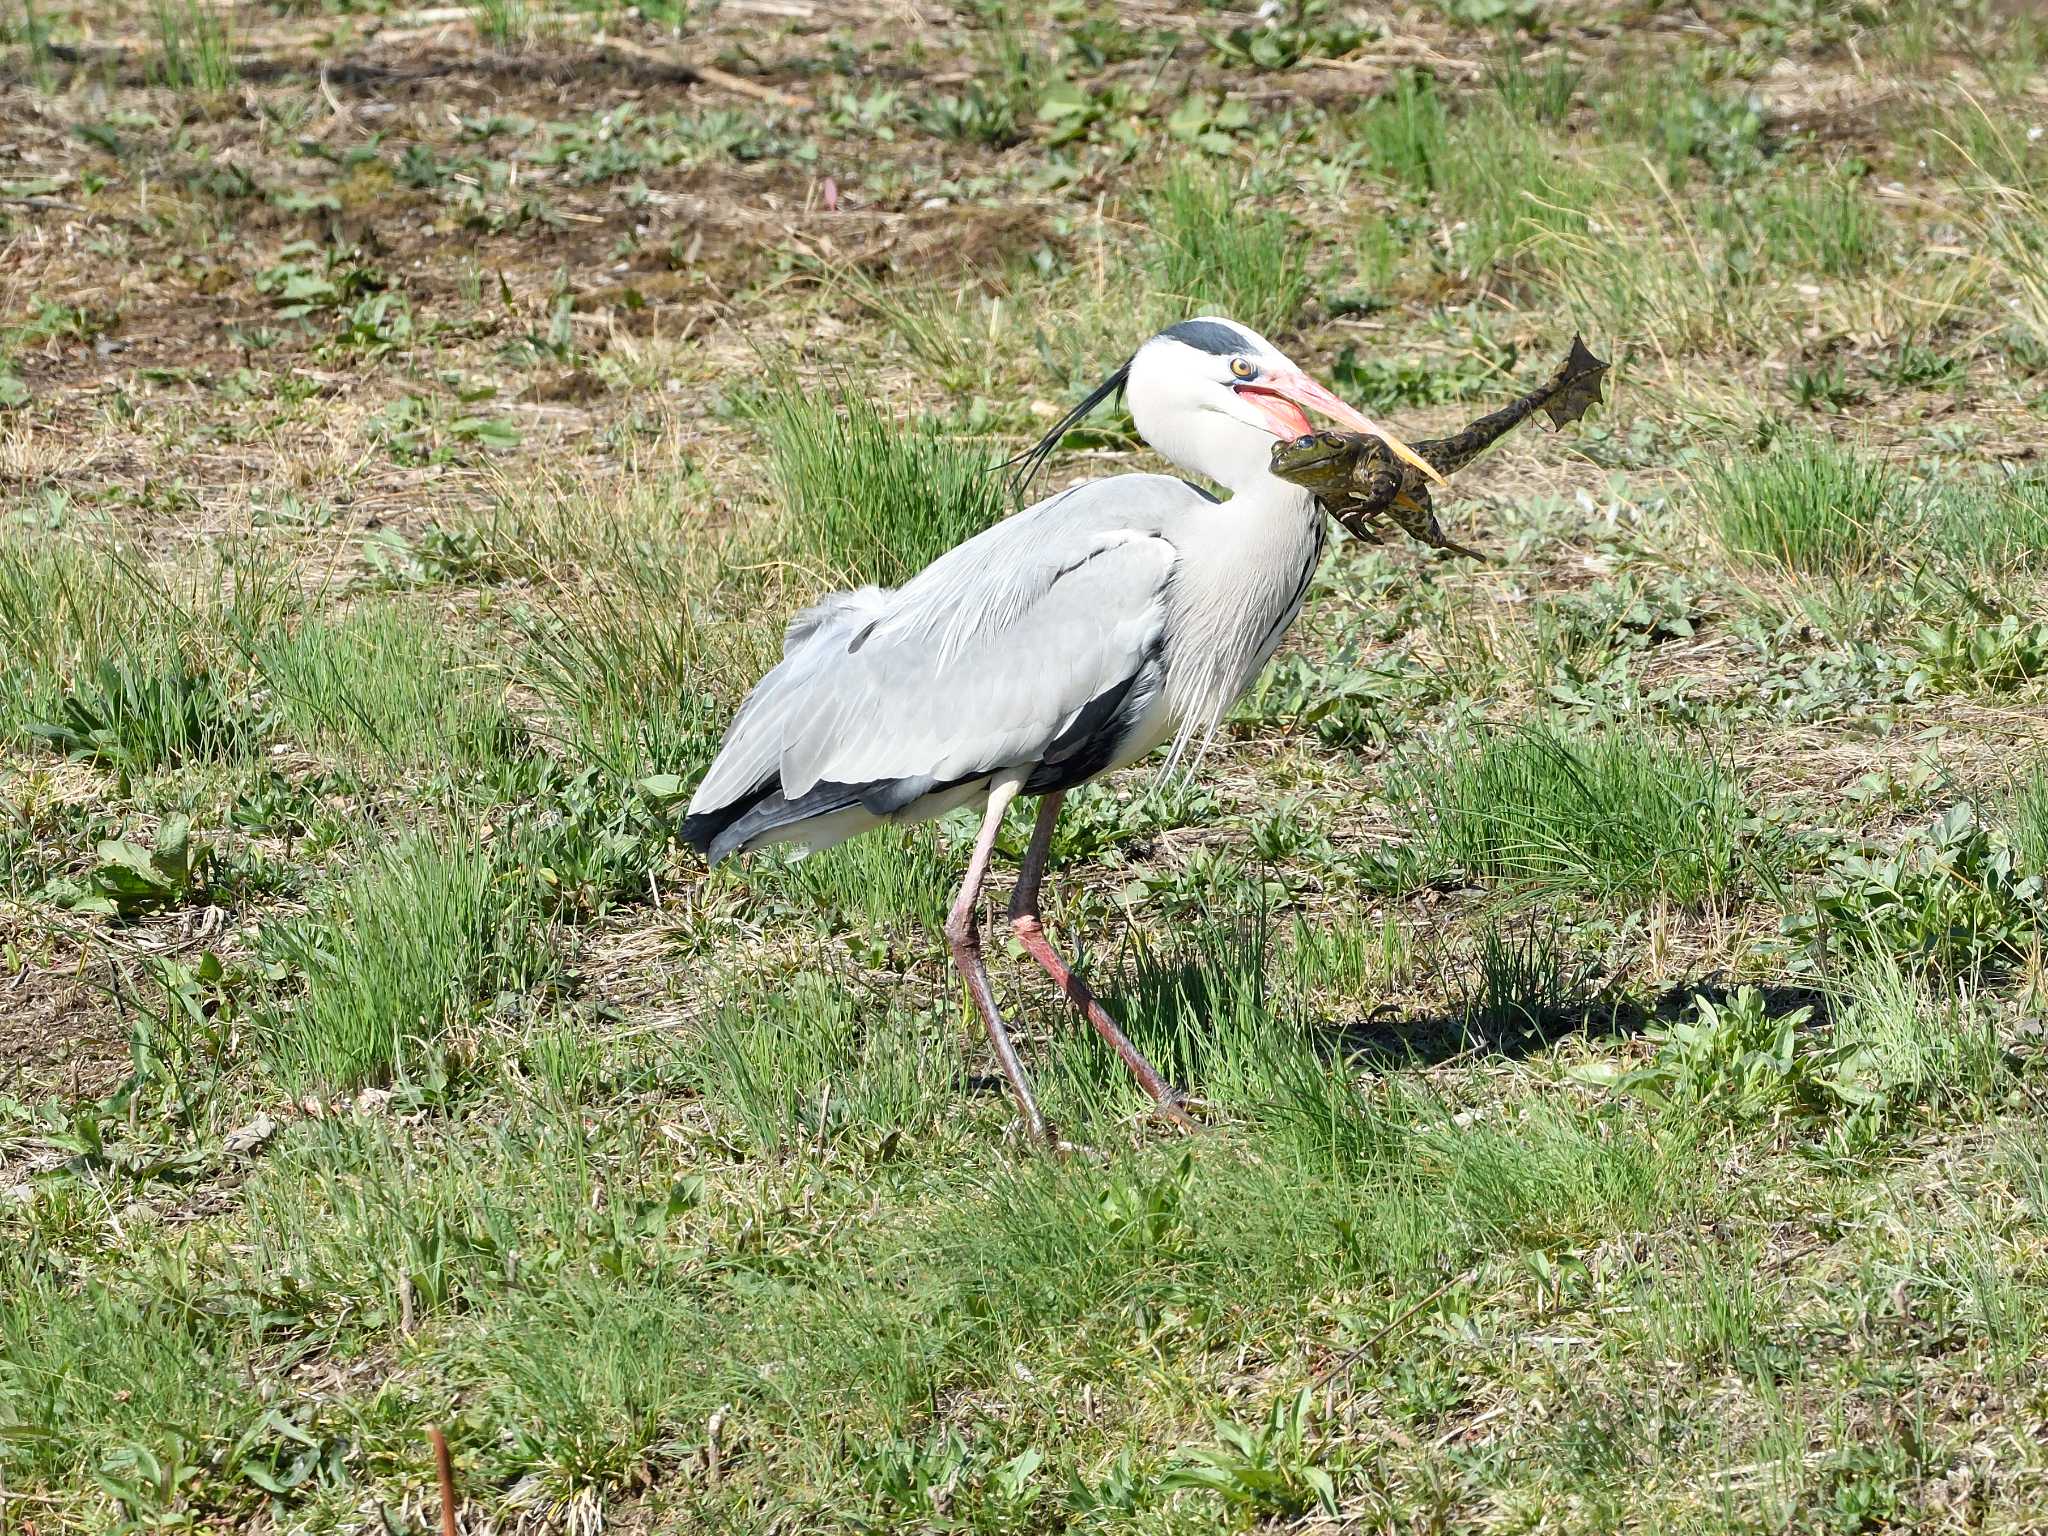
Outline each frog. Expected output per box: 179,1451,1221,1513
1269,430,1470,554
1270,335,1609,560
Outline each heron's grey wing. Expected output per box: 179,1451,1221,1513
779,524,1176,798
855,474,1198,667
684,474,1205,860
686,584,894,817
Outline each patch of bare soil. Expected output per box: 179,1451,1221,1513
0,922,131,1102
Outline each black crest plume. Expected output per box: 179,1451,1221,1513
1003,355,1133,502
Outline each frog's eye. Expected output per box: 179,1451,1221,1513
1321,433,1346,448
1229,356,1257,380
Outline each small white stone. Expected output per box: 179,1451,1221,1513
224,1111,278,1156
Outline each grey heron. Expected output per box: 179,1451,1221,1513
682,316,1428,1140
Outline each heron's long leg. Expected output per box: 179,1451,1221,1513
945,775,1048,1142
1008,793,1195,1130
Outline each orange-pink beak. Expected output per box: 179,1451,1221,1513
1238,370,1443,484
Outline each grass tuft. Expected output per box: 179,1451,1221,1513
1828,951,2006,1128
2012,762,2048,875
0,1259,265,1522
698,971,963,1149
1143,160,1310,338
23,655,255,772
755,378,1007,586
471,0,532,47
1350,70,1449,190
150,0,236,92
520,602,735,785
260,832,554,1093
1459,919,1603,1048
1394,721,1763,906
462,1274,715,1510
1927,469,2048,574
260,605,523,771
1700,436,1908,575
1754,171,1888,277
0,540,170,733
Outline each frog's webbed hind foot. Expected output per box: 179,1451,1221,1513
1541,335,1610,429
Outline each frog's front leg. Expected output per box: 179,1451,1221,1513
1313,447,1405,542
1324,498,1394,542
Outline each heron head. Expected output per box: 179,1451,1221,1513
1007,315,1439,502
1125,317,1441,496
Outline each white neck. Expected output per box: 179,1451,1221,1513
1134,403,1282,496
1208,463,1320,525
1156,467,1324,770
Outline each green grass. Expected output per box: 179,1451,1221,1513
1484,50,1578,126
1143,160,1311,338
698,969,964,1149
1926,468,2048,573
0,540,285,770
519,598,735,784
259,831,555,1093
755,378,1008,586
1753,170,1890,277
1540,183,1789,353
775,821,960,937
471,0,532,46
1459,918,1603,1048
0,540,163,732
259,605,523,771
22,654,255,772
10,0,58,89
2013,761,2048,874
1700,436,1910,575
487,459,752,782
453,1272,714,1511
1971,181,2048,365
1348,79,1611,277
150,0,236,92
1349,69,1449,190
0,1257,272,1526
1392,721,1765,907
1828,950,2007,1127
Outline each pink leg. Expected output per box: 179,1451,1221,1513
1007,793,1195,1130
944,776,1049,1142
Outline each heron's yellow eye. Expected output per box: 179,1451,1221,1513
1229,357,1256,380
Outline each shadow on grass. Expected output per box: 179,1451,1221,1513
1330,978,1839,1070
1065,907,1844,1076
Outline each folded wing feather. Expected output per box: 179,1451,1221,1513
686,474,1201,828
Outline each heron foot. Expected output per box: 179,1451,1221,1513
1004,1106,1058,1148
1154,1094,1201,1134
